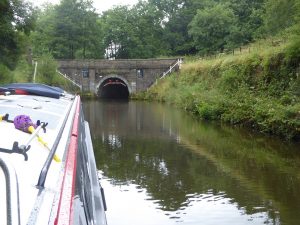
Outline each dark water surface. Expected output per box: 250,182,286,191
83,100,300,225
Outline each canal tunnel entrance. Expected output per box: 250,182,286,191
98,77,130,99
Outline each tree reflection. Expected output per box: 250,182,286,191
85,100,300,225
94,136,274,216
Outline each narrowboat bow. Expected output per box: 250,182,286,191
0,83,107,225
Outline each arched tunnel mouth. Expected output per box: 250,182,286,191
98,78,129,99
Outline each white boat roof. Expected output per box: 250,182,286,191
0,94,77,225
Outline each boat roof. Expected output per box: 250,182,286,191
0,91,76,224
1,83,65,99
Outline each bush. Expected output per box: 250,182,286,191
0,64,13,84
36,53,57,84
196,102,224,120
218,66,242,92
11,58,33,82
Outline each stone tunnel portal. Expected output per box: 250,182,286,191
97,77,130,99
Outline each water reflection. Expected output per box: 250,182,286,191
83,100,300,225
107,134,122,149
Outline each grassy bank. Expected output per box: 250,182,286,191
134,38,300,140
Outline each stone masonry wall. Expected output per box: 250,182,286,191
57,59,179,93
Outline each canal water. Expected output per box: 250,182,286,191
83,100,300,225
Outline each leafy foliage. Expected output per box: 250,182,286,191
228,0,265,42
101,3,166,59
6,0,300,63
188,4,237,54
1,0,300,65
31,0,105,59
0,0,35,69
264,0,297,35
149,0,207,55
0,64,13,84
36,53,57,84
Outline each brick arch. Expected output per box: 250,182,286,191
95,74,132,96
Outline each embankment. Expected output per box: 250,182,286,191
134,40,300,140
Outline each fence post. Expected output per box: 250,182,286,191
33,61,38,83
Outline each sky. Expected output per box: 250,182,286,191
26,0,139,12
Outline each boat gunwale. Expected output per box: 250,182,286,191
36,95,77,188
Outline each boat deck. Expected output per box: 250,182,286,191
0,94,76,224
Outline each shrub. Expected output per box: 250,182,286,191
0,64,13,84
36,53,57,84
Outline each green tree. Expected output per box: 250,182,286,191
102,3,165,59
101,6,135,58
53,0,91,58
264,0,297,35
0,0,35,69
30,4,57,57
188,4,237,54
129,1,166,58
149,0,209,55
227,0,264,44
284,0,300,61
32,0,105,59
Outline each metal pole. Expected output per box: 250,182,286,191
33,61,38,83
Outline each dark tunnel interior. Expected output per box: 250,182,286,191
98,78,129,99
